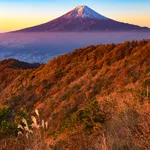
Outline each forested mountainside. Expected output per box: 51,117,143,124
0,40,150,150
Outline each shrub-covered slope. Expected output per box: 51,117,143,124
0,40,150,150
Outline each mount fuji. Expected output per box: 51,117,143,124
16,5,150,32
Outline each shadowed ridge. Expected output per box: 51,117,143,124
0,58,41,70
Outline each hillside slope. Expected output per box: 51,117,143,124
0,59,40,94
0,40,150,150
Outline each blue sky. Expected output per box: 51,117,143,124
0,0,150,32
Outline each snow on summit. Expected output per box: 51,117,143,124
15,5,150,33
62,5,109,20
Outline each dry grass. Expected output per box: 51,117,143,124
0,109,49,150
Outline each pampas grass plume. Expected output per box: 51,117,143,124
42,119,45,129
45,121,48,130
35,109,39,117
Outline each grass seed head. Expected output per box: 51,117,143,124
35,109,40,117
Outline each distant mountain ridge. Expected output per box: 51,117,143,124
0,59,41,70
16,5,150,32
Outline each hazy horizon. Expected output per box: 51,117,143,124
0,32,150,63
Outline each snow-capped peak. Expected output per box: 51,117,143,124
62,5,108,20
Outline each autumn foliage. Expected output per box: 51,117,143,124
0,40,150,150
